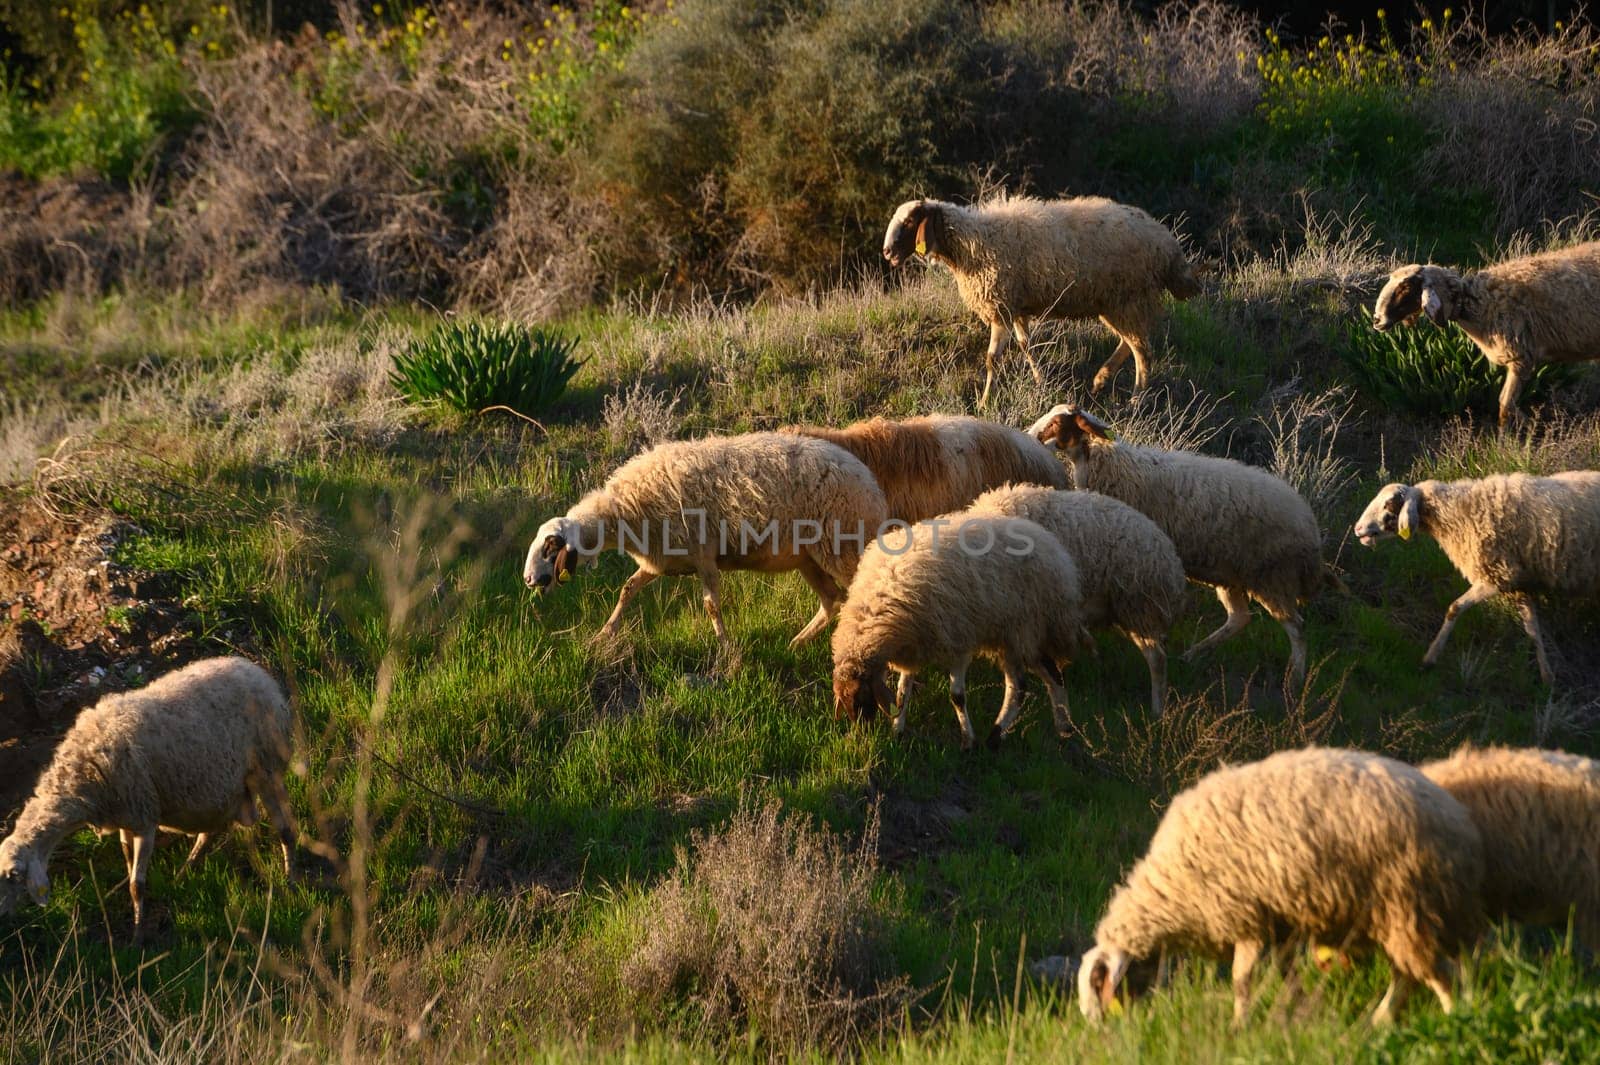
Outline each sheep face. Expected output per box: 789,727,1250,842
1077,945,1132,1022
1028,405,1114,461
1374,265,1452,332
1354,484,1421,545
832,662,892,723
0,838,49,911
523,516,583,594
883,200,933,267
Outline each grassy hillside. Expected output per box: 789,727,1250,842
4,2,1600,1062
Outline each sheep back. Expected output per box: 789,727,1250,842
1418,473,1600,597
934,196,1193,326
785,415,1067,523
1421,745,1600,947
1470,241,1600,368
573,432,889,581
23,656,291,836
965,484,1184,640
1097,747,1484,971
831,515,1085,675
1076,441,1322,604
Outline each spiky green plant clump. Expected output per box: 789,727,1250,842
390,319,582,417
1343,311,1568,417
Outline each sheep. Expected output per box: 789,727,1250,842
1078,747,1485,1026
524,432,889,652
1352,472,1600,684
882,195,1200,405
964,484,1186,718
1420,745,1600,952
783,413,1067,524
830,514,1092,750
1029,404,1326,684
0,656,296,939
1370,241,1600,428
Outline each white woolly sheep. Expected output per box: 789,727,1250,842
830,515,1092,750
882,195,1200,405
1371,241,1600,427
784,413,1067,523
1030,404,1326,683
524,432,889,651
1421,745,1600,952
965,484,1186,718
1353,472,1600,684
1078,747,1485,1026
0,656,296,939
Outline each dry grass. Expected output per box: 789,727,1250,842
624,798,914,1058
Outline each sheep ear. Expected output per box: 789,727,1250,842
1397,489,1421,541
1074,412,1114,441
553,543,575,582
1421,286,1443,323
25,858,48,906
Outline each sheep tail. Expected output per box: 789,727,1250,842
1164,258,1202,301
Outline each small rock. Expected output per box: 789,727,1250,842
1030,955,1076,984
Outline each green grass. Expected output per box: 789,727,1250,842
1,268,1596,1061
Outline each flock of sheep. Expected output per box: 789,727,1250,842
2,192,1600,1028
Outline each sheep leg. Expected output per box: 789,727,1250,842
180,833,215,874
696,567,731,650
1372,974,1417,1026
1091,339,1132,394
948,657,975,750
1515,596,1555,685
119,828,134,874
1131,634,1168,719
986,659,1028,750
980,322,1012,408
1033,659,1073,738
597,566,658,639
1497,364,1529,431
1184,586,1253,661
258,774,298,879
893,671,917,737
1012,319,1044,386
1422,582,1498,668
128,827,156,942
1231,939,1265,1026
789,559,844,648
1262,601,1308,687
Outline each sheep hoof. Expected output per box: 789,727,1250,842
959,733,977,752
985,726,1005,751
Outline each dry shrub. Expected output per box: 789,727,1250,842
0,175,153,305
1078,664,1346,799
1417,408,1600,481
624,798,913,1057
1418,20,1600,237
1256,384,1358,537
601,377,682,455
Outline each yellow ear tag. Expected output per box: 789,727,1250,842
1314,945,1338,966
1107,997,1124,1017
915,237,926,255
1398,525,1411,541
559,569,572,582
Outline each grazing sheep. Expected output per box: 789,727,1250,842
1078,747,1485,1026
965,484,1185,717
784,414,1067,523
830,515,1092,750
1030,404,1326,683
1371,241,1600,427
0,657,296,939
882,195,1200,405
1353,472,1600,684
524,432,889,651
1421,745,1600,951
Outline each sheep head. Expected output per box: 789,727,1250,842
0,836,50,911
832,660,892,723
1354,483,1423,545
1028,404,1114,458
523,516,587,594
883,200,939,267
1373,265,1458,331
1077,945,1132,1022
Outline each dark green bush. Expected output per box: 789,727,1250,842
1342,310,1569,417
389,319,582,417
